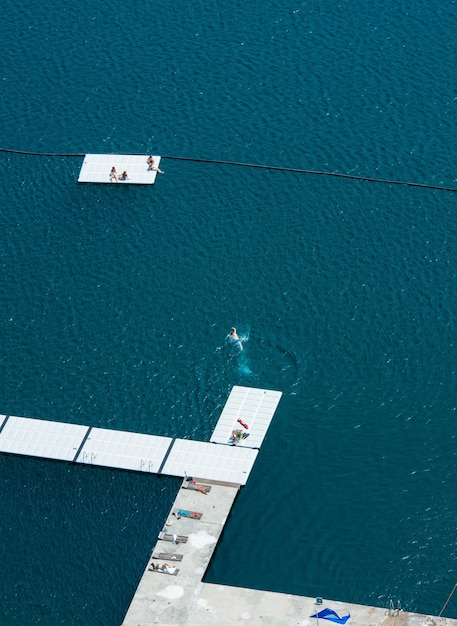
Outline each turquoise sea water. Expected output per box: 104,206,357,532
1,0,457,623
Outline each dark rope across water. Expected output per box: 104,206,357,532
0,147,86,157
162,154,457,193
1,146,456,193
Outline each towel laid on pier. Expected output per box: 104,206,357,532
310,608,350,624
173,509,203,520
181,479,212,493
158,531,188,543
152,552,183,561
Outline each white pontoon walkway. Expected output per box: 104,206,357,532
0,386,282,485
211,386,282,448
78,154,163,184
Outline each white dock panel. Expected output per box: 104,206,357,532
0,416,89,461
78,154,162,184
162,439,258,485
77,428,173,473
211,386,282,448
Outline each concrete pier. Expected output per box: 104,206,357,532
122,478,239,625
1,385,453,625
122,479,457,626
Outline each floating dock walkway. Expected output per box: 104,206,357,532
77,153,163,184
0,386,282,485
2,386,455,625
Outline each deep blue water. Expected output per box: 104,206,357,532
1,0,457,623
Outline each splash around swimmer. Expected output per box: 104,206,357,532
229,327,243,350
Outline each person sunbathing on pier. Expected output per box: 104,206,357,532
110,166,118,182
149,563,177,574
118,171,129,181
160,563,176,573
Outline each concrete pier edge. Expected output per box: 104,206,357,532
121,477,457,626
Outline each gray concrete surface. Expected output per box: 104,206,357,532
122,480,457,626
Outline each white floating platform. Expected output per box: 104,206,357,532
0,386,282,485
76,428,173,473
0,416,89,462
161,439,258,485
210,386,283,448
78,154,163,185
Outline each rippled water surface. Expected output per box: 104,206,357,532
1,0,457,623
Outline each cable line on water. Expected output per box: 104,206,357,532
1,146,457,193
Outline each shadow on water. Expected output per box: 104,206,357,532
201,326,301,395
238,333,301,393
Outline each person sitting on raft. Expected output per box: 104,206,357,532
147,155,164,173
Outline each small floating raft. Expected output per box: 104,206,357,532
77,154,163,185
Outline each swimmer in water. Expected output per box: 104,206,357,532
229,327,243,350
